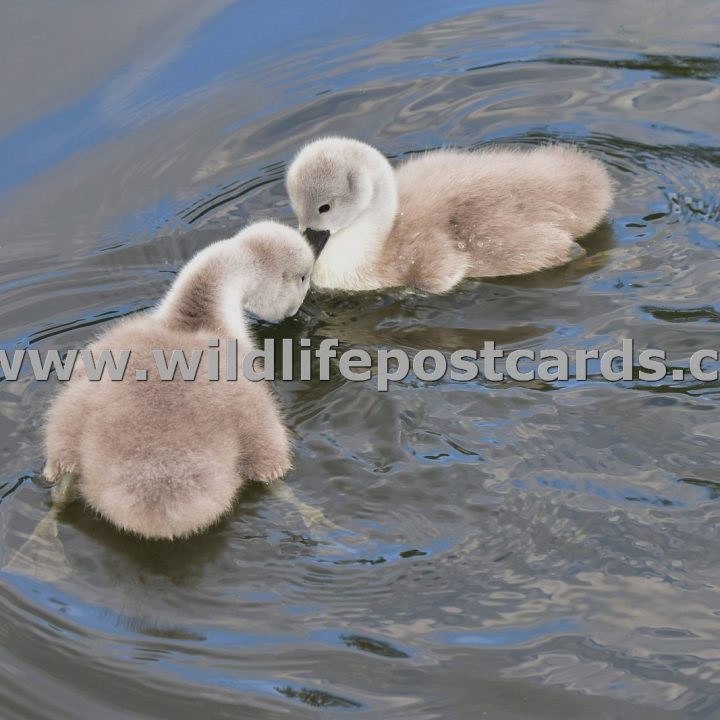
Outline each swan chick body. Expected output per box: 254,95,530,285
43,221,314,540
286,137,614,293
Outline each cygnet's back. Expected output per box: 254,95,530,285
385,145,614,291
70,322,281,539
44,221,314,539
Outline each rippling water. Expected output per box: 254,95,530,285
1,1,720,717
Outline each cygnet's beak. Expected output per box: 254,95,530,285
303,228,330,257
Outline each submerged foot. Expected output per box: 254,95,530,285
272,480,342,532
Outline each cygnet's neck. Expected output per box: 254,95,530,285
312,156,398,291
155,241,250,340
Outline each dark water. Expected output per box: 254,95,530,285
1,1,720,717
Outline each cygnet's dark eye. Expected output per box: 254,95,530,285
300,274,306,283
318,204,330,214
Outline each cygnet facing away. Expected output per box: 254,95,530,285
286,136,614,293
43,221,314,540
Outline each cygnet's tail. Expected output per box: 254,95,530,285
80,453,241,540
547,146,615,237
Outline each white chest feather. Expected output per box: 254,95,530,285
311,221,384,291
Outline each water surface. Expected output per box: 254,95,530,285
1,1,720,718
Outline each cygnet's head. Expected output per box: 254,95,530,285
286,137,392,255
232,221,314,321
